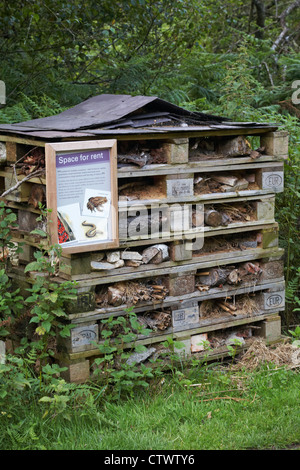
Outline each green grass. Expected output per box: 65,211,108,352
1,362,299,451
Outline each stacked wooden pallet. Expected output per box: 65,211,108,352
0,116,288,383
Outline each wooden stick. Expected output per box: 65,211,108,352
0,168,45,198
219,302,237,316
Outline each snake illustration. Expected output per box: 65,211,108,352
82,221,98,238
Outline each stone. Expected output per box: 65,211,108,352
91,261,117,270
114,259,125,268
106,251,120,263
191,334,208,352
126,347,156,365
70,324,99,352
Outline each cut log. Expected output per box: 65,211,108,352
142,246,160,264
151,244,169,264
217,136,251,157
142,244,169,264
204,209,222,227
192,208,204,227
197,268,229,287
239,262,262,276
227,269,241,285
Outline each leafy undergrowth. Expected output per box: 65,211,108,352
0,339,299,451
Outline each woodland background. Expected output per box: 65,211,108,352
0,0,299,326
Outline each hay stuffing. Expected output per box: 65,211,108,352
233,337,300,371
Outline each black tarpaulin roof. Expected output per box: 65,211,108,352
0,93,277,137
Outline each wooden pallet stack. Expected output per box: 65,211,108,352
0,97,289,383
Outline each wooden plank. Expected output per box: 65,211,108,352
0,168,46,185
118,188,281,209
260,131,289,158
61,246,284,285
119,219,276,246
69,323,99,353
117,158,284,178
0,134,46,147
68,279,285,323
65,310,281,361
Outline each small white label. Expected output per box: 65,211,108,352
262,172,284,191
172,306,199,327
71,324,98,349
167,179,194,197
264,291,285,310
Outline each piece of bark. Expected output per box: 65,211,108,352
212,175,238,187
125,259,143,267
126,347,156,366
142,246,160,264
28,184,46,208
250,150,261,159
138,311,171,331
245,173,256,183
118,153,149,167
221,213,231,226
197,268,229,287
234,178,249,190
121,251,143,261
108,286,125,306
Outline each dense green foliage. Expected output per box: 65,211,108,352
0,2,299,450
1,0,299,323
0,358,300,450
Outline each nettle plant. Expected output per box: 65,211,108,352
0,201,24,339
23,205,77,370
91,306,192,398
92,307,156,397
